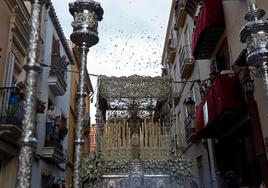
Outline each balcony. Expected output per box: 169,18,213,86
42,144,64,164
191,0,225,59
175,0,187,28
195,74,246,138
185,114,196,142
173,83,181,105
179,45,195,79
167,38,177,63
175,0,199,28
48,55,68,96
185,0,199,18
0,87,23,158
42,136,64,163
42,118,67,163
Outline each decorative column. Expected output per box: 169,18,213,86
69,1,103,187
16,0,43,187
240,0,268,101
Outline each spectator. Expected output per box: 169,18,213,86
46,105,56,141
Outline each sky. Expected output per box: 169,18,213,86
51,0,172,122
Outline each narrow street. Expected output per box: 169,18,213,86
0,0,268,188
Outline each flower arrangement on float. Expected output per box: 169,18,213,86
81,150,192,185
141,151,193,184
80,156,130,182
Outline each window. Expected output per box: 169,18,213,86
6,52,15,87
184,25,190,46
211,38,230,75
52,36,60,56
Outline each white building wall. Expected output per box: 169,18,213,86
31,7,71,187
222,0,268,161
166,0,268,187
170,8,213,188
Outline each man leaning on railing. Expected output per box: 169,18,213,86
46,105,56,142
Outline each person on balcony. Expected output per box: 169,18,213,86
54,114,62,143
7,83,18,118
46,105,56,142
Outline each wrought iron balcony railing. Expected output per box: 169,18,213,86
48,54,68,96
184,113,196,142
175,0,187,28
179,45,195,79
0,87,24,156
42,121,66,163
0,87,24,127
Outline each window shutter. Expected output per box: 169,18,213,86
6,52,15,87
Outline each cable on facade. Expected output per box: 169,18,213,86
39,63,99,77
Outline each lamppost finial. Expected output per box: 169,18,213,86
69,0,103,48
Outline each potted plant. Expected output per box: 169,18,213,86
16,81,26,99
36,99,46,113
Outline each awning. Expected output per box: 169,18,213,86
191,0,225,59
195,74,246,137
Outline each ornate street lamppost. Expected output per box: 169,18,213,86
240,0,268,101
16,0,44,187
69,1,103,187
185,97,195,116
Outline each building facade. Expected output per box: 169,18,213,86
0,1,76,187
162,0,268,187
0,0,30,187
31,3,75,187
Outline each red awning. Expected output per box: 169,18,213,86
191,0,225,59
195,74,246,136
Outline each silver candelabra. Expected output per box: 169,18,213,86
69,0,103,187
240,0,268,101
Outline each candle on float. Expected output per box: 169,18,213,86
140,126,142,146
142,122,144,147
105,125,108,149
158,123,161,147
153,122,156,146
144,118,146,126
247,0,257,11
117,123,120,147
151,122,153,147
147,121,150,147
248,0,256,5
142,121,145,147
126,122,129,147
128,127,131,148
113,123,116,147
119,123,122,147
163,123,166,137
111,124,113,148
123,121,125,146
108,125,110,148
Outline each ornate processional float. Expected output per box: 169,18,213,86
82,75,193,188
